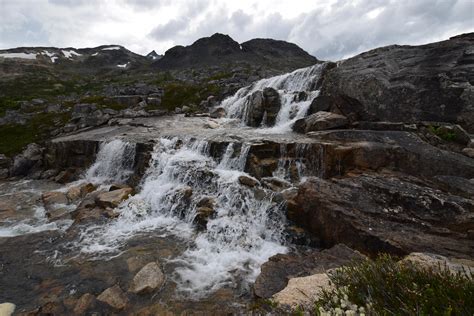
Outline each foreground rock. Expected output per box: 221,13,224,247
401,252,474,277
129,262,165,294
97,285,129,310
73,293,96,315
287,172,474,258
254,244,363,298
272,273,333,309
0,303,15,316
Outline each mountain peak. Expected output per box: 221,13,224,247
154,34,318,71
146,50,161,60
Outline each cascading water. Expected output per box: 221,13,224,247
85,139,136,184
220,63,325,132
76,137,287,297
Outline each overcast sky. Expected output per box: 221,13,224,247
1,0,473,61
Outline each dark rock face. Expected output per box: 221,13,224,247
254,244,364,298
287,172,474,259
154,33,318,72
318,33,474,132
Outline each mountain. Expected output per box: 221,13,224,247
153,33,318,72
0,45,151,77
146,50,162,61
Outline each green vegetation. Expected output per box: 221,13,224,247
0,98,20,116
208,71,233,81
159,82,220,111
428,125,457,142
79,95,128,111
0,112,70,157
316,254,474,315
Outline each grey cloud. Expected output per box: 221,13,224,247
1,0,473,60
122,0,170,10
48,0,93,6
149,17,189,40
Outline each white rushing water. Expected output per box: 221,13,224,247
77,137,287,297
70,66,328,297
220,63,324,132
85,139,136,184
0,180,73,237
0,205,72,237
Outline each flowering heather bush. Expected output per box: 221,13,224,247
316,254,474,315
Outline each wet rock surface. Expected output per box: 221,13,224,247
129,261,165,294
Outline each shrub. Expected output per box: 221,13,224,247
316,254,474,315
0,112,70,157
160,82,220,111
428,125,457,142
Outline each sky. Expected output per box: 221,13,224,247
0,0,473,61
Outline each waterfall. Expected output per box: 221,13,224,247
85,139,136,184
77,137,287,297
220,63,325,132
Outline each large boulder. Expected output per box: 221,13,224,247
245,87,281,127
318,33,474,132
287,172,474,258
293,111,348,133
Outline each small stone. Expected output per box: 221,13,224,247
97,285,128,310
204,121,220,129
0,168,8,179
0,303,16,316
180,186,193,199
238,175,259,187
0,201,16,220
194,206,215,228
196,197,215,209
66,186,82,202
129,262,165,294
42,191,69,206
55,169,75,184
73,293,96,315
462,148,474,158
210,107,226,118
41,169,59,179
181,105,191,113
272,273,333,308
96,187,133,208
0,302,15,316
